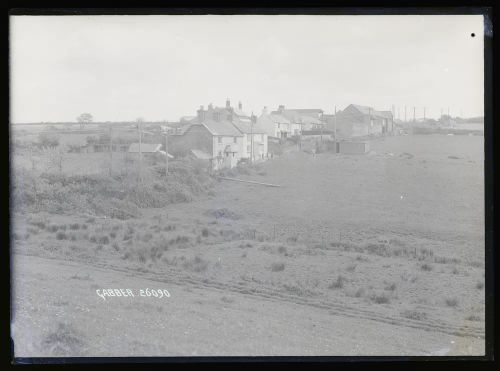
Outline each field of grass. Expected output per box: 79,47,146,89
11,134,485,356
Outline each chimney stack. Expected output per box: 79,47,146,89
226,99,231,109
262,106,268,115
238,101,242,110
278,105,285,113
197,105,205,122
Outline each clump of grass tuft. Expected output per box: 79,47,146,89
370,293,390,304
201,228,209,237
32,221,46,230
271,262,285,272
445,298,459,307
183,255,209,273
69,223,80,230
112,242,120,251
401,309,427,321
98,235,110,245
109,231,117,239
384,282,397,291
278,246,287,254
56,231,67,240
142,233,153,243
41,322,85,356
465,314,481,322
329,275,345,289
47,224,59,233
420,263,433,272
27,227,39,235
345,264,357,272
353,288,365,298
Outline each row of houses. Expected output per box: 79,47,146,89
167,100,394,169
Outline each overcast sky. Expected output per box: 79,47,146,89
10,15,484,122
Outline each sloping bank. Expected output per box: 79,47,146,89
12,159,215,219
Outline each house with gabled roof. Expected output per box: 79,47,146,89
168,102,246,170
257,107,293,139
270,105,326,133
231,115,268,161
324,104,394,139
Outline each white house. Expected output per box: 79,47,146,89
257,107,293,139
231,116,268,161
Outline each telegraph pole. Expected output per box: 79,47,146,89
413,107,416,122
334,105,337,143
423,107,426,120
404,106,407,122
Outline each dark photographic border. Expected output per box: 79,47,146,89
5,1,495,367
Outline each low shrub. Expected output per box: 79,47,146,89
370,293,390,304
329,275,345,289
271,262,285,272
56,231,67,240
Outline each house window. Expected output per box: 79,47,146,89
233,137,237,144
218,137,222,144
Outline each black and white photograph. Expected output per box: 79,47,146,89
9,12,488,358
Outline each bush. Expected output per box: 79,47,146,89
271,262,285,272
38,132,59,148
56,231,67,240
420,263,433,272
445,298,459,307
13,158,214,219
98,236,110,245
329,275,344,289
370,293,390,304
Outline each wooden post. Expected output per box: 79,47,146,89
250,115,254,164
138,119,143,184
165,130,169,177
109,125,113,176
334,105,337,145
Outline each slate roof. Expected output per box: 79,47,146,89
231,119,266,134
202,119,243,136
266,114,291,124
349,104,392,119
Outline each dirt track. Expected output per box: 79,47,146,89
12,254,484,357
